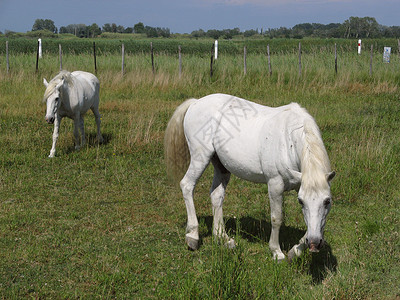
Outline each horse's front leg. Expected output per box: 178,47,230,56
49,116,61,158
268,177,286,261
287,233,308,262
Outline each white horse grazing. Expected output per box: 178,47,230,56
164,93,335,261
43,70,103,158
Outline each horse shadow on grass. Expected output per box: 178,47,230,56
197,215,337,284
65,132,112,154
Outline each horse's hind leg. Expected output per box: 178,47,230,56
73,114,83,150
79,116,86,147
210,155,234,248
180,154,211,250
91,105,103,144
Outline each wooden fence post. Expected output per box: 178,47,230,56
93,42,97,73
298,42,302,76
210,43,214,78
244,46,247,75
36,40,40,73
334,43,338,74
59,44,62,71
244,46,248,75
121,43,125,75
151,42,155,74
369,44,373,76
178,45,182,78
398,39,400,58
6,41,9,74
267,44,272,76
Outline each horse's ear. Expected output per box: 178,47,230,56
326,171,336,182
43,78,49,87
288,169,302,182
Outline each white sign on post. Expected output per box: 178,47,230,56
215,40,218,60
383,47,391,63
38,38,42,58
357,39,362,54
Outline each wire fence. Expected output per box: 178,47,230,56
2,39,400,78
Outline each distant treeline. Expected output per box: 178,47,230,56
1,17,400,39
191,17,400,39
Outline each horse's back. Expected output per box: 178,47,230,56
184,93,304,137
184,93,272,129
71,71,99,90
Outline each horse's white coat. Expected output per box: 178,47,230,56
164,93,335,261
43,71,103,157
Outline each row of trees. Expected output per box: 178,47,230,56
59,22,169,38
29,20,171,38
5,17,400,39
201,18,400,39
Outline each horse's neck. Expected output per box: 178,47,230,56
60,84,75,110
299,120,330,189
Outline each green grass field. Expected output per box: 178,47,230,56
0,42,399,298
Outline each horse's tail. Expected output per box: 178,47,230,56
164,98,197,183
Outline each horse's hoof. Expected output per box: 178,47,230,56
277,257,286,264
186,236,199,251
226,238,236,249
273,253,286,263
287,249,296,263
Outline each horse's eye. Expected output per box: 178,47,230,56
298,198,304,207
55,97,59,102
323,198,331,208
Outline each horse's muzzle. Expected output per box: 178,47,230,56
307,238,324,253
45,116,55,124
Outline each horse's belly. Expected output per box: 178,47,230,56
219,155,266,183
215,135,267,183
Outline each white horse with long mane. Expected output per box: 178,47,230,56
43,70,103,158
164,93,335,261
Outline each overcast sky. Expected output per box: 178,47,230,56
0,0,399,34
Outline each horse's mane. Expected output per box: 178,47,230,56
43,70,73,101
297,106,331,193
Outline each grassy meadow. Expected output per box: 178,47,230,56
0,41,399,298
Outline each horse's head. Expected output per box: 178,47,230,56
291,170,336,252
43,78,64,124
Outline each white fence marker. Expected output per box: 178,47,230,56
214,40,218,60
383,47,391,63
38,38,43,58
357,39,361,55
